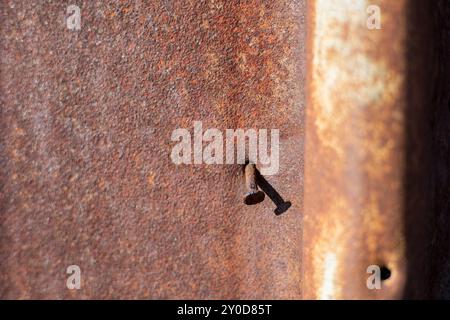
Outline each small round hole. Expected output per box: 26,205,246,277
380,265,392,281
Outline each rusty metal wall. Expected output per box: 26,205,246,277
1,0,449,299
0,0,305,299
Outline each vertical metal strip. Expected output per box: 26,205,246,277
304,0,408,299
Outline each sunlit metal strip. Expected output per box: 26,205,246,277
303,0,408,299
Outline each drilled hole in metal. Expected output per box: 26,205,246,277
380,265,392,281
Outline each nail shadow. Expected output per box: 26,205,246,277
255,169,292,216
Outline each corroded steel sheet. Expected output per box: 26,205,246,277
304,0,408,299
1,0,449,300
0,1,305,299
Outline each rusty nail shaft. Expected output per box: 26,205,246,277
243,163,265,205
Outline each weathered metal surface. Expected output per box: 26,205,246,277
1,0,449,300
0,0,305,299
303,0,450,299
